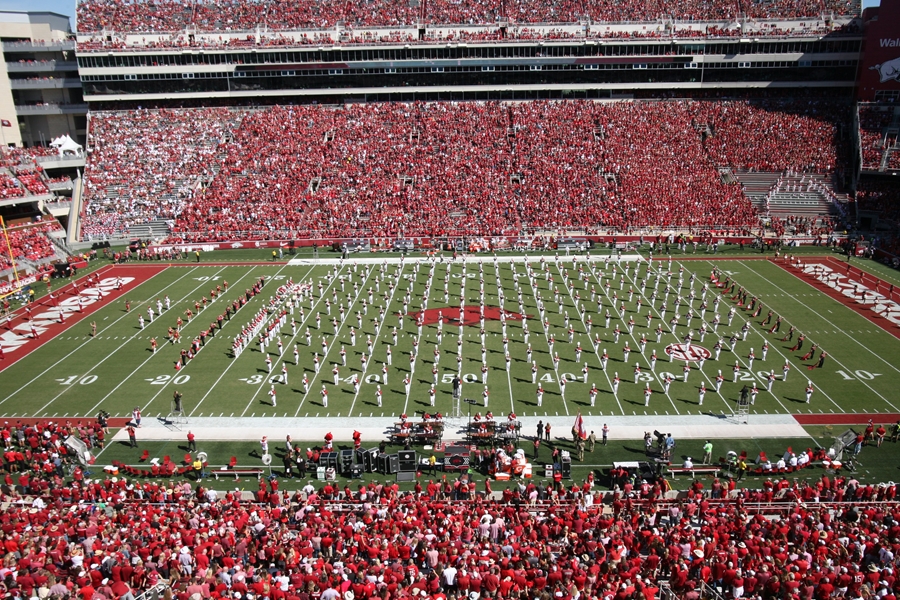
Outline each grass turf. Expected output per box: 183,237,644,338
2,250,899,422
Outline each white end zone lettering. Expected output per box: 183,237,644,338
0,276,135,354
801,263,900,328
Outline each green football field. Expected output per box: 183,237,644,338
1,248,898,423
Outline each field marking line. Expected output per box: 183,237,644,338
547,259,625,415
184,262,319,416
32,266,233,417
653,260,796,416
240,265,352,415
583,258,685,415
347,272,398,417
787,257,900,362
737,260,900,413
528,262,570,416
291,263,378,416
190,264,320,417
86,266,260,418
612,259,734,415
0,266,198,409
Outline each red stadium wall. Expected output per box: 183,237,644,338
857,0,900,100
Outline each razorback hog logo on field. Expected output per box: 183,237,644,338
407,306,528,326
665,343,712,362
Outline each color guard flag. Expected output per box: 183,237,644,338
574,412,587,440
0,120,11,127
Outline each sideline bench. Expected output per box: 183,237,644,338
667,465,720,479
212,468,263,480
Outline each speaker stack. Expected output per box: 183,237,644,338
339,449,355,475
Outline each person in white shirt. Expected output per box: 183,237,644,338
682,457,693,470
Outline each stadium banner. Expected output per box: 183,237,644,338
0,273,40,297
857,0,900,100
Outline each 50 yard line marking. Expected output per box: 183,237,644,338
0,266,198,409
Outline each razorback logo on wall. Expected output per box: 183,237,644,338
407,306,528,326
858,0,900,100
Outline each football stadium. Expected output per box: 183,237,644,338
0,0,898,597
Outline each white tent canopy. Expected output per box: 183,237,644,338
49,134,83,157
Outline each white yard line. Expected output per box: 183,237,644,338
737,260,900,413
0,266,199,409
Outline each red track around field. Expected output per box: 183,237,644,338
0,265,166,372
769,256,900,340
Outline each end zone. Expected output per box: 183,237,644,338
0,265,167,372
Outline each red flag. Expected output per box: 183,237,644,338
0,120,11,127
573,412,587,440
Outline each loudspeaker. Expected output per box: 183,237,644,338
377,453,399,475
388,453,399,474
319,452,338,469
339,449,354,474
396,471,416,482
560,456,571,478
398,450,417,472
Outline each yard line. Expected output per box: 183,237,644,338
84,266,259,418
240,263,343,417
581,258,683,415
548,259,625,414
758,260,900,376
292,263,379,416
737,260,900,412
526,261,570,416
650,260,796,416
0,266,198,408
188,261,320,416
31,266,234,416
347,275,398,417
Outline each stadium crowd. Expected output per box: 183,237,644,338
857,104,895,171
75,0,856,33
81,99,846,240
82,107,244,239
0,219,63,270
2,417,900,600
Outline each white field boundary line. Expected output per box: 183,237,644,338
241,265,349,416
606,259,735,415
292,264,379,416
193,262,321,418
776,258,900,375
85,266,260,419
33,266,233,417
0,266,199,409
737,260,900,413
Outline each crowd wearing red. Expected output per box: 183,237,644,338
75,0,856,34
81,99,846,241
